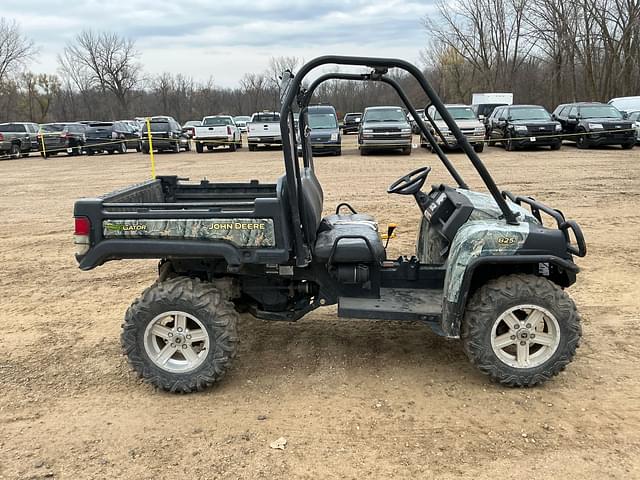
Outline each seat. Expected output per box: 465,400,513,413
314,216,385,263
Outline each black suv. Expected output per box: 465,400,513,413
85,121,140,155
552,102,635,149
486,105,562,151
342,112,362,134
141,117,189,153
37,123,87,157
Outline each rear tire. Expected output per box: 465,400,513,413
402,146,412,155
474,143,485,153
229,141,237,152
121,277,238,393
550,140,562,150
248,143,257,152
504,133,515,151
621,141,634,150
9,143,20,159
142,145,150,154
119,142,127,154
461,274,581,387
360,147,368,156
195,142,204,154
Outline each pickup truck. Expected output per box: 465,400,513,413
193,116,242,153
247,112,282,151
0,122,40,158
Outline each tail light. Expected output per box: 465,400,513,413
227,126,232,135
0,133,3,141
74,216,91,255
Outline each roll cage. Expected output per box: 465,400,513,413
278,56,519,267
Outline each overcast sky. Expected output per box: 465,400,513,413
3,0,435,87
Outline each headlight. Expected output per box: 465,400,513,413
474,127,485,133
555,124,562,131
330,132,338,141
363,129,373,133
588,123,603,129
401,128,411,133
513,125,528,132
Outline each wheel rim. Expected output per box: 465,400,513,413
490,304,560,369
143,310,210,373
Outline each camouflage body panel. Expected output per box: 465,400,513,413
103,218,276,247
457,189,539,224
444,220,530,303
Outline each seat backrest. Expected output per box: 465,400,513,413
277,167,324,247
300,167,323,244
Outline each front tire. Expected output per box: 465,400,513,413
121,277,238,393
576,130,589,149
474,143,485,153
461,274,581,387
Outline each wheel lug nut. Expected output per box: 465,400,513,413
170,343,175,347
514,324,520,330
530,334,535,339
510,335,516,340
182,344,187,349
168,332,173,337
177,327,183,332
526,323,532,328
186,334,191,339
520,341,526,346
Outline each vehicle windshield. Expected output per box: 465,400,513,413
434,107,477,121
40,124,66,133
149,121,170,131
509,108,551,121
344,114,361,121
609,98,640,111
309,113,337,129
203,117,232,126
579,105,623,119
252,113,280,122
364,108,406,123
234,116,251,123
0,123,27,132
183,121,201,127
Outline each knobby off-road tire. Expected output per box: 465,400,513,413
121,277,238,393
461,274,581,387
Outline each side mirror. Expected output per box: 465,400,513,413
498,116,506,122
478,114,485,120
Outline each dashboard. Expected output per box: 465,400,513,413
421,185,474,242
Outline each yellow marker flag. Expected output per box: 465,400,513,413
146,117,156,179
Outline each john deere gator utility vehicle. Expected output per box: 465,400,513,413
73,56,586,392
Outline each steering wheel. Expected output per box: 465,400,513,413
387,166,431,195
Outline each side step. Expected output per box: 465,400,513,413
338,287,443,322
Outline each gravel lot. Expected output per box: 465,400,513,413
1,138,639,479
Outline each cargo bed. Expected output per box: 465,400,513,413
73,176,291,270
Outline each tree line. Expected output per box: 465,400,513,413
0,2,638,124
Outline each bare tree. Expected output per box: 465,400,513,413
58,30,141,117
0,18,37,85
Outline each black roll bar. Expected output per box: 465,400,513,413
279,56,519,266
300,72,468,189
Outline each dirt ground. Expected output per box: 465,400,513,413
1,138,639,479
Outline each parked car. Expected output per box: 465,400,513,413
358,106,412,155
298,105,341,156
552,102,635,149
472,93,513,123
342,112,362,134
193,116,242,153
84,121,140,155
247,111,281,151
486,104,562,151
141,117,189,153
182,120,201,139
0,122,40,158
409,109,427,134
233,116,251,134
608,96,640,114
422,104,485,152
37,123,87,157
627,110,640,144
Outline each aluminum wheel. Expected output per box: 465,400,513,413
491,304,560,369
143,310,210,373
